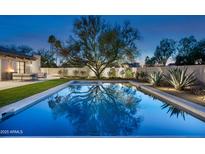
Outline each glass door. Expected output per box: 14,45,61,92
17,61,25,74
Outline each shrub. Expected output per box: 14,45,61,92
58,70,63,76
190,86,205,95
125,68,134,78
136,71,148,82
108,68,117,78
80,70,87,77
120,70,125,78
58,69,67,78
164,67,196,90
73,70,79,77
148,71,163,87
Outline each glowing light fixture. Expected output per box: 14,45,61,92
7,68,15,73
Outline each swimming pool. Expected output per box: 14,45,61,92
0,82,205,137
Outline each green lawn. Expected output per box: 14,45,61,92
0,79,70,108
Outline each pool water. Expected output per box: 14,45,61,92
0,83,205,137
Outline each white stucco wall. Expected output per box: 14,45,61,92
41,67,137,78
0,56,40,80
40,65,205,84
137,65,205,85
0,58,17,80
31,55,41,73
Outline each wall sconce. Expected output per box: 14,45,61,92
7,68,15,73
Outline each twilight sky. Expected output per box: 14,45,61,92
0,15,205,64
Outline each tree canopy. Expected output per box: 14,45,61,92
36,49,57,68
48,16,140,78
154,39,176,66
192,39,205,64
175,36,205,65
144,56,156,67
145,36,205,66
0,45,33,56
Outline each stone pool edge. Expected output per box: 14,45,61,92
0,80,74,120
129,81,205,122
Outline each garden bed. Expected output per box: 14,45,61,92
157,87,205,107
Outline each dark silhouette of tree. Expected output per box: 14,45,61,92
145,56,156,67
175,36,198,65
47,84,142,136
48,16,140,79
48,35,62,65
154,39,176,66
36,49,57,67
190,39,205,64
0,45,33,56
16,45,33,55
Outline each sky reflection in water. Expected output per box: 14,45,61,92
0,83,205,137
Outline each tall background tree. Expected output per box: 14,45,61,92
144,56,156,67
0,45,33,56
48,35,62,65
144,36,205,66
36,49,57,68
153,39,176,66
49,16,140,79
175,36,205,65
192,39,205,64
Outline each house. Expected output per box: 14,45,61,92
0,51,41,80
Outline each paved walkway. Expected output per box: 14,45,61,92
0,80,43,90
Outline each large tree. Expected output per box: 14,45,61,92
48,35,62,65
175,36,198,65
192,39,205,64
49,16,140,79
154,39,176,66
144,56,156,67
36,49,57,68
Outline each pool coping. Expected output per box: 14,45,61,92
0,79,205,122
0,80,75,120
129,81,205,122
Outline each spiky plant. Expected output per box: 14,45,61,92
164,67,196,91
136,71,148,82
148,71,163,86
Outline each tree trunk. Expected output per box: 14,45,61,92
87,65,105,79
96,72,101,79
163,60,166,66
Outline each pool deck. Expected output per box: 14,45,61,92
0,80,205,122
129,81,205,122
0,80,44,91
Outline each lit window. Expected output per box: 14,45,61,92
17,61,25,74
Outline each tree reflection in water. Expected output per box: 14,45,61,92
48,83,142,136
161,103,186,120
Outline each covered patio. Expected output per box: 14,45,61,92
0,51,41,81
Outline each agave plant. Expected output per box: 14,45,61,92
148,71,163,86
164,67,196,91
161,103,186,120
136,71,148,82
